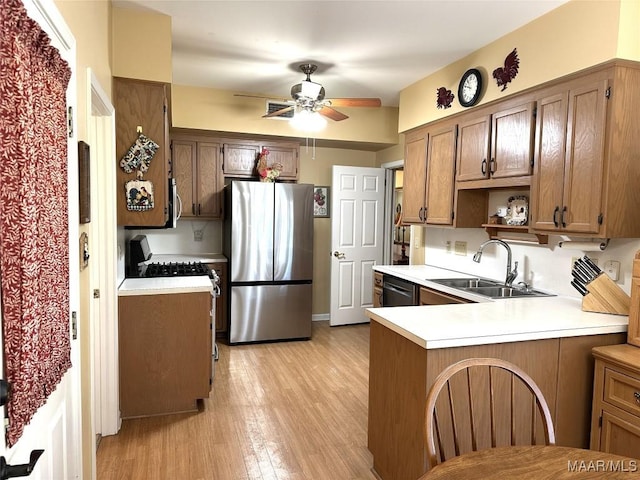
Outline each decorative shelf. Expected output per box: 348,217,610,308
481,224,548,244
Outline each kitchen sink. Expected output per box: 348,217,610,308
430,278,555,299
431,278,503,289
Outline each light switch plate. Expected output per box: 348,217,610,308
454,241,467,256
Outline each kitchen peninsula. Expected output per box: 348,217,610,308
366,265,628,480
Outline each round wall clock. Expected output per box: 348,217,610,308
458,68,482,107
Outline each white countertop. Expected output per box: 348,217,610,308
367,264,628,350
118,276,213,296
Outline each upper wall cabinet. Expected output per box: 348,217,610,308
114,77,170,227
172,135,223,220
222,141,299,180
402,121,457,225
530,62,640,238
456,100,535,187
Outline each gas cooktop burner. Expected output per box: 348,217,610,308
143,262,210,278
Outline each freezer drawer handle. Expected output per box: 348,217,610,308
0,450,44,479
333,251,346,259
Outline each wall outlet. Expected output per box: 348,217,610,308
603,260,620,281
193,229,204,242
445,241,451,254
454,241,467,256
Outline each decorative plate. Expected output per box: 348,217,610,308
505,195,528,225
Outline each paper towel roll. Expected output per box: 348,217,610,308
557,240,608,251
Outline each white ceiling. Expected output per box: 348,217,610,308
113,0,568,107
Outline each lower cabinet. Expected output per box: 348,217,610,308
420,286,472,305
373,272,383,307
118,291,212,418
590,344,640,459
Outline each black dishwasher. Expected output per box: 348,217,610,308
382,275,418,306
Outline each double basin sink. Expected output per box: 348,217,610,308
430,277,555,299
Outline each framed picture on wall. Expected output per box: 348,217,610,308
313,186,330,218
78,140,91,223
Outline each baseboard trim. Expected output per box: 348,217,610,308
312,313,330,322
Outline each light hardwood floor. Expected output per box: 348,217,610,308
97,321,378,480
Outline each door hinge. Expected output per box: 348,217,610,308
598,213,603,225
93,289,100,299
605,87,611,99
71,311,78,340
67,106,74,138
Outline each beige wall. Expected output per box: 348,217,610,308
172,83,400,145
399,0,627,132
54,1,113,479
297,147,377,315
112,6,172,82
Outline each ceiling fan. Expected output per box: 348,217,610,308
235,63,381,121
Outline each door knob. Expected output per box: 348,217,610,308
333,251,346,259
0,450,44,479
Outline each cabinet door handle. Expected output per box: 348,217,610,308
561,206,567,228
481,159,487,176
198,203,202,215
489,158,496,175
634,391,640,404
191,203,196,215
418,207,424,222
553,206,559,228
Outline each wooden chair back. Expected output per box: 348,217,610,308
424,357,556,469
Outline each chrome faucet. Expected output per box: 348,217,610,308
473,239,518,286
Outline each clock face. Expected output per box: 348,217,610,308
458,69,482,107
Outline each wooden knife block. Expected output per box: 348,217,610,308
582,273,630,316
627,251,640,346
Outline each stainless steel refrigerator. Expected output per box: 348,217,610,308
224,180,314,344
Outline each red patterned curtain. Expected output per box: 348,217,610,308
0,0,72,446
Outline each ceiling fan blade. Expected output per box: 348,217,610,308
326,98,382,108
262,106,294,118
234,93,294,103
318,106,349,121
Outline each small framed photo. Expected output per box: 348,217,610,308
313,186,330,218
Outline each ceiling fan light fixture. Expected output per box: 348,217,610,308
290,108,327,132
291,81,325,101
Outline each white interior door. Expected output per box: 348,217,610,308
330,166,385,326
0,1,81,478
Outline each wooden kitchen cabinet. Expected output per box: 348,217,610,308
172,135,223,219
119,291,212,418
369,321,626,480
530,62,640,237
114,77,170,227
590,344,640,460
373,272,383,307
402,121,457,225
208,262,228,334
419,286,472,305
456,100,535,185
222,140,299,180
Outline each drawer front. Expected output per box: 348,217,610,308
603,367,640,417
374,272,383,288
